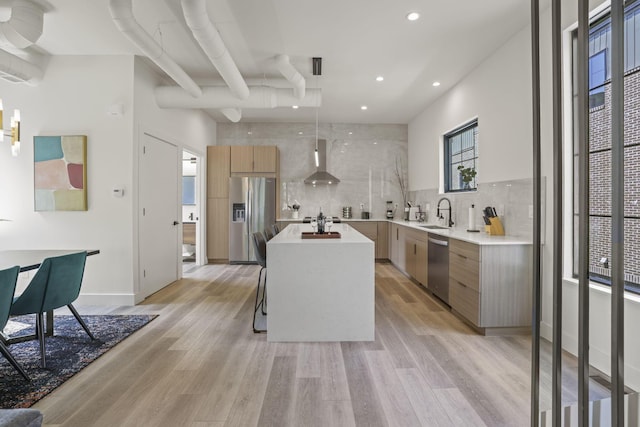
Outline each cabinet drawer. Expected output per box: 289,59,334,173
449,278,480,325
449,251,480,292
449,239,480,261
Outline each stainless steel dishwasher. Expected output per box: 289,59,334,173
427,234,449,304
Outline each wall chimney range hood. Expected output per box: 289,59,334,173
304,139,340,185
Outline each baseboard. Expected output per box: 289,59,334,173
76,293,137,306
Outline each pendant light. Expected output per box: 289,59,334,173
313,57,322,167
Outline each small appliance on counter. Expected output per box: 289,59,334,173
408,206,421,221
361,211,370,219
342,206,352,219
386,201,394,219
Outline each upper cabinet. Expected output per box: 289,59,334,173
207,146,230,198
231,146,278,173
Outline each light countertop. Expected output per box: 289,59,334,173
269,223,373,245
276,217,532,246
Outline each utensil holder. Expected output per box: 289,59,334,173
486,217,505,236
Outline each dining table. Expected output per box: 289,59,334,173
0,249,100,344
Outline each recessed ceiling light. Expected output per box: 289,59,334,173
292,105,299,109
247,131,252,135
376,76,384,82
298,131,303,135
407,12,420,21
373,141,377,145
432,81,441,87
348,132,353,135
361,105,368,110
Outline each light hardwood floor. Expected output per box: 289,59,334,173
33,262,539,426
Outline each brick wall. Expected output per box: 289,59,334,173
587,69,640,283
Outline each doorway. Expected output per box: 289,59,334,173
182,150,200,272
139,133,180,299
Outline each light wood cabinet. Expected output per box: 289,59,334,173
376,221,388,259
207,146,230,198
403,229,427,286
207,198,229,261
448,238,532,332
253,146,278,173
183,223,196,245
230,145,278,174
390,223,405,267
345,221,388,260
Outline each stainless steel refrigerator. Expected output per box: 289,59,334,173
229,177,276,263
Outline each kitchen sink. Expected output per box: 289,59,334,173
419,225,449,230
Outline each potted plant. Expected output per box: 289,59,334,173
457,165,477,190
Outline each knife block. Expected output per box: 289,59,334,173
486,217,505,236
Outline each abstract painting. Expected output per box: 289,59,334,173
34,135,87,211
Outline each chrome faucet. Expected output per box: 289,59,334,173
436,197,454,227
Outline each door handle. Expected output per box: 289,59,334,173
173,221,180,226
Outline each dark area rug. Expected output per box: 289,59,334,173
0,314,157,409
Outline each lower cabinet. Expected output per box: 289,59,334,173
404,230,427,286
345,221,388,260
390,223,405,267
449,238,532,331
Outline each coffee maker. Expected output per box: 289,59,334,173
386,201,394,219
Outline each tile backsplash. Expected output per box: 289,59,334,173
409,177,534,239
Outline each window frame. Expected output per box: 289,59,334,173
570,0,640,295
443,119,479,193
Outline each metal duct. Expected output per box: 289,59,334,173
220,108,241,122
0,48,43,84
109,0,202,98
181,0,249,100
274,54,305,99
0,1,44,49
155,86,321,109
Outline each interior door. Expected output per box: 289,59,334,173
139,133,179,298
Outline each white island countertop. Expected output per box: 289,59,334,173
266,223,375,342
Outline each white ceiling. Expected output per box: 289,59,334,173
23,0,532,124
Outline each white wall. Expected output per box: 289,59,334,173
408,24,533,191
0,55,217,305
0,55,136,302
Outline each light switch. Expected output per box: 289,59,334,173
528,205,534,219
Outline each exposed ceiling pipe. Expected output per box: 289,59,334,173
0,1,44,49
109,0,202,98
181,0,250,100
156,86,321,109
274,54,305,99
220,108,241,122
0,48,43,84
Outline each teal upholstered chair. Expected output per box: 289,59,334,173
0,265,30,380
10,251,96,368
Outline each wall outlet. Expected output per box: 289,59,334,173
528,205,534,219
497,204,505,216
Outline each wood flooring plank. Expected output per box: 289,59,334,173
223,340,277,427
434,388,488,427
256,355,297,426
319,343,351,401
364,351,421,427
341,342,389,427
321,400,357,427
396,368,456,426
291,377,324,427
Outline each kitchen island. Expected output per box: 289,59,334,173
266,223,375,341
